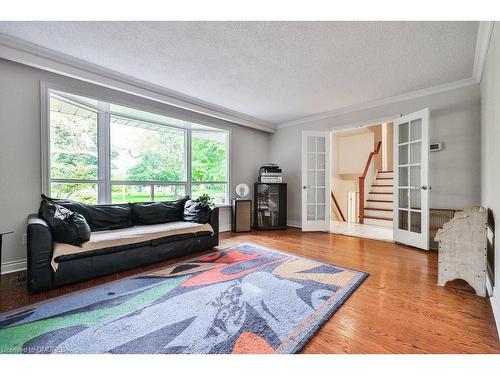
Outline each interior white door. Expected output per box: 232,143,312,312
301,131,331,231
393,109,430,250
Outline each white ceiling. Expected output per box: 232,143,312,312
0,21,478,125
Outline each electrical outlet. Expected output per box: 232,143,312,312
22,233,27,246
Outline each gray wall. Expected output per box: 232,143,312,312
270,84,482,224
0,56,484,272
0,58,270,268
481,24,500,306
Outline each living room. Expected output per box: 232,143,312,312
1,1,500,372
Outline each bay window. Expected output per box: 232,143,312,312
45,89,229,206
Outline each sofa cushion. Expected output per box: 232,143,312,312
41,195,133,231
38,200,91,246
131,196,189,225
50,220,213,271
183,199,211,223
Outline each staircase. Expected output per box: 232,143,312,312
363,170,394,227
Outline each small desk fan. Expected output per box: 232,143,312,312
235,183,250,199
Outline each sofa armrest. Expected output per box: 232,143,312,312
27,214,54,292
209,207,219,246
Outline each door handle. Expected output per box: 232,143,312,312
303,185,308,190
421,185,431,191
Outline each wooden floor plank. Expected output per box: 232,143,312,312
0,228,498,353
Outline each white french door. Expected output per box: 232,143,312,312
393,109,430,250
301,131,331,231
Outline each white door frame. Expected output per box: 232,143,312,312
301,131,331,231
393,108,430,250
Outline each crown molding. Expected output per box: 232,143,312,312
0,33,276,133
472,21,495,83
277,77,478,129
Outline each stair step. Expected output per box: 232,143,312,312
372,184,393,187
365,208,392,212
364,209,393,219
376,177,393,180
364,217,393,227
367,199,393,202
379,170,393,173
366,201,393,210
370,187,393,193
369,192,392,195
364,215,393,221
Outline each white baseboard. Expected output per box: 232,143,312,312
287,220,301,228
1,259,27,275
490,289,500,340
219,224,232,233
486,271,494,297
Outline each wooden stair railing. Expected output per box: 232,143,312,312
331,191,346,222
359,141,382,224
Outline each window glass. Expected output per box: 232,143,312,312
47,90,229,205
49,93,98,180
110,116,185,181
153,185,186,201
111,185,152,203
192,131,228,182
192,183,227,205
50,182,98,204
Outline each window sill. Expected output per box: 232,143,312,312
215,204,231,209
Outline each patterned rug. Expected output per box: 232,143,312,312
0,243,367,354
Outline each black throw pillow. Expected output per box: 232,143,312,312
38,200,91,246
41,194,133,231
131,196,189,225
183,199,211,224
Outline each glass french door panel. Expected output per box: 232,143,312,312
410,165,421,187
316,188,326,204
410,189,421,209
307,205,316,220
316,205,326,220
307,153,315,169
316,153,326,169
304,134,329,224
410,119,422,141
307,187,316,204
316,170,326,187
398,210,409,230
399,122,409,144
317,137,326,152
399,166,408,186
410,142,422,164
307,136,316,152
308,170,316,186
410,211,422,233
399,188,409,208
399,144,409,165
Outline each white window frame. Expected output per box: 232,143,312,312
40,82,230,206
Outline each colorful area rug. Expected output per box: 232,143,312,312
0,243,367,354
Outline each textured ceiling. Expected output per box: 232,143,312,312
0,21,478,124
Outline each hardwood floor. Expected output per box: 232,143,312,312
1,228,499,353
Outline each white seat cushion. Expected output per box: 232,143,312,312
51,221,213,271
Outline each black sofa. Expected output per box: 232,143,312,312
26,205,219,293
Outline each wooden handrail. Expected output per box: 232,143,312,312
359,141,382,224
331,191,346,221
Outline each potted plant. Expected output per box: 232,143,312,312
197,193,214,207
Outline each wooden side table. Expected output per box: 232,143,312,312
0,231,14,277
